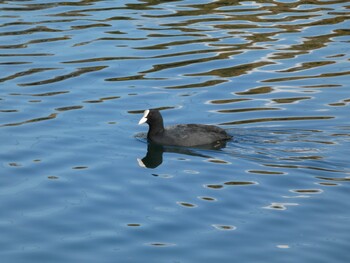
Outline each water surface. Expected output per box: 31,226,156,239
1,0,350,262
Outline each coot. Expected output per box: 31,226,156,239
138,109,232,147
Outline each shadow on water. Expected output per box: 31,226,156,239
136,132,228,168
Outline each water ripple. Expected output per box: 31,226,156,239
1,1,350,262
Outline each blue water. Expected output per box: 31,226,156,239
1,0,350,262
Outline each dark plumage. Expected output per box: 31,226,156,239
138,109,232,147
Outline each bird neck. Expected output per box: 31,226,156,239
147,117,165,138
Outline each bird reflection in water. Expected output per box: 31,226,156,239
137,140,228,169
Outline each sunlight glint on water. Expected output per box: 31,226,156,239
0,0,350,262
